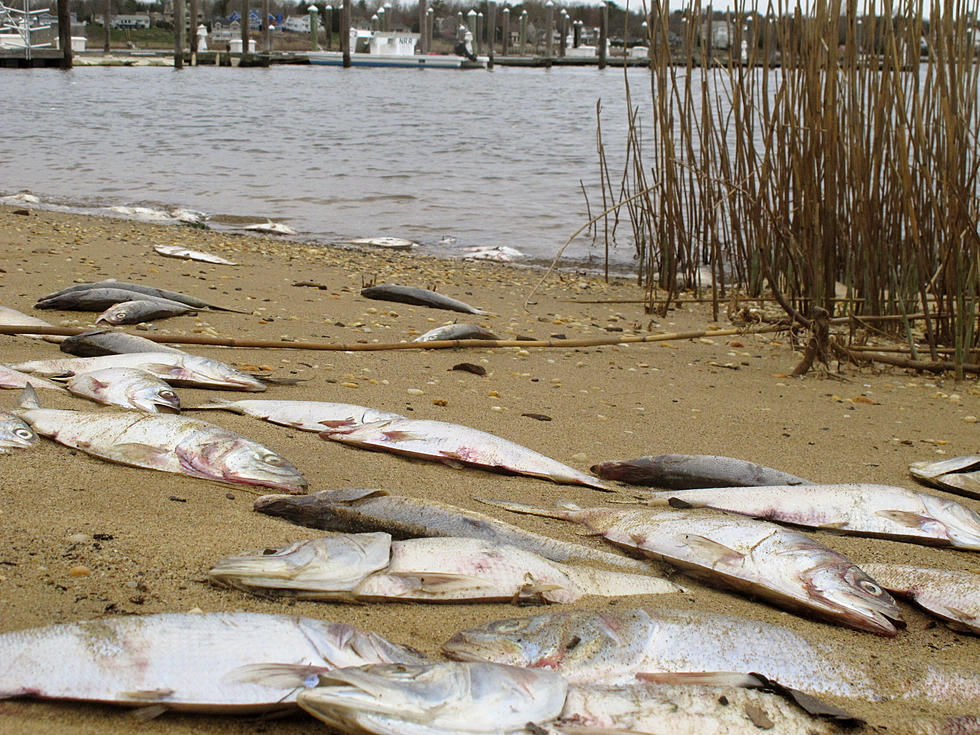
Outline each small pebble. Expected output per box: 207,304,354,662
69,565,90,578
407,388,424,396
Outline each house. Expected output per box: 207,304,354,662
111,13,151,29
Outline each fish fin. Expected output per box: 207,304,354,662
438,454,468,469
556,500,583,511
637,671,764,688
816,520,849,530
381,430,419,441
118,689,175,702
224,663,327,689
473,497,564,520
188,398,237,412
111,442,171,465
667,497,695,509
318,418,355,428
131,704,170,721
876,510,934,529
17,384,40,410
682,534,745,565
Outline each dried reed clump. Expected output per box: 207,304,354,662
598,0,980,376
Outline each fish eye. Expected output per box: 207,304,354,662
858,579,883,596
160,390,177,400
13,428,33,439
491,620,526,634
264,455,285,466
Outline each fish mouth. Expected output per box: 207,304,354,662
225,472,308,495
441,634,525,666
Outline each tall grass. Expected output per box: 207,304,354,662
608,0,980,375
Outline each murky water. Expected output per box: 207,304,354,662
0,64,657,272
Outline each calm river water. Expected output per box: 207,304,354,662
0,64,656,272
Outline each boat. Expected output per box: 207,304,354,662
307,29,483,69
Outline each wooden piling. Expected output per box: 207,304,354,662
57,0,72,68
190,0,199,61
559,9,567,57
425,7,433,54
418,0,428,54
174,0,185,67
502,6,509,55
545,0,553,58
241,0,250,59
308,4,319,51
341,0,351,66
598,1,607,68
519,10,526,55
325,4,332,49
102,0,110,52
262,0,270,52
487,0,495,67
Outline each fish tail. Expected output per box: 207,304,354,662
16,384,40,410
474,497,575,520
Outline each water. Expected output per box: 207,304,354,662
0,64,654,273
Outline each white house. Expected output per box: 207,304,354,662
111,13,151,29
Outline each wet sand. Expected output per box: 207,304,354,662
0,205,977,733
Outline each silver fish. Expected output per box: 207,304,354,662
0,410,37,453
95,298,198,325
38,279,245,312
361,284,486,314
244,221,297,235
910,456,980,500
0,612,426,713
153,244,237,265
11,352,265,392
297,662,567,735
15,386,305,493
191,398,403,432
253,488,654,572
321,418,611,491
413,323,500,342
859,563,980,635
210,534,681,603
65,367,181,413
348,237,419,250
59,329,185,357
0,364,67,392
640,483,980,551
36,288,194,312
0,304,63,342
591,453,812,488
483,499,903,636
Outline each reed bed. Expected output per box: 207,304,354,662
598,0,980,375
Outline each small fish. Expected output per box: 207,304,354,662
360,284,486,314
0,612,427,713
153,244,236,265
592,453,813,488
0,304,63,341
38,280,245,312
859,563,980,635
910,456,980,500
320,418,612,491
638,483,980,551
244,221,297,235
413,323,500,342
348,237,419,250
0,410,38,453
11,352,265,392
36,288,192,313
190,397,403,432
65,368,181,413
0,364,67,392
59,329,185,357
170,209,209,225
109,205,172,221
253,488,654,572
297,662,567,735
15,385,304,492
459,246,523,262
210,534,681,603
483,499,903,636
95,298,198,325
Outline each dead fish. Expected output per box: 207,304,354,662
910,456,980,500
0,304,64,342
638,483,980,551
858,563,980,635
108,205,171,221
95,298,198,325
153,244,236,265
15,385,305,492
348,237,419,250
36,288,192,313
413,323,500,342
360,284,486,314
244,221,297,235
65,367,181,413
37,280,245,313
11,352,265,392
0,410,38,453
190,397,403,432
482,499,903,636
459,246,523,262
253,488,654,572
592,453,813,488
210,534,681,603
320,418,612,491
0,364,67,393
555,682,842,735
297,662,567,735
59,329,185,357
0,611,427,713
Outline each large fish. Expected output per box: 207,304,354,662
483,499,903,636
37,279,245,312
297,662,567,735
638,483,980,551
59,329,185,357
592,453,813,488
321,418,612,491
65,367,181,413
15,386,305,493
11,352,265,392
253,488,654,572
361,284,487,314
0,364,67,392
0,304,63,342
95,298,198,325
191,398,403,432
0,410,37,453
209,534,682,603
443,607,980,705
859,563,980,635
413,323,500,342
35,288,197,312
0,612,426,713
910,456,980,500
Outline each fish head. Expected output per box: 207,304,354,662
800,557,904,636
94,303,130,325
179,432,307,493
187,358,266,392
0,413,38,449
128,382,181,413
920,494,980,550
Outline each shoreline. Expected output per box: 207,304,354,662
1,204,978,733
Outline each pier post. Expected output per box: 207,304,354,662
476,11,483,56
545,0,553,58
190,0,199,61
519,10,526,55
262,0,270,52
501,6,509,56
559,9,567,57
598,1,607,69
174,0,185,68
376,8,384,32
426,7,433,53
57,0,72,67
309,5,319,49
241,0,250,60
467,9,477,55
102,0,110,53
341,0,351,66
384,3,391,31
418,0,428,54
324,4,332,48
487,0,495,67
573,19,581,48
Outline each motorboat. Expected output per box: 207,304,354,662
307,29,483,69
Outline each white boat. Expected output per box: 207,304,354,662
307,29,483,69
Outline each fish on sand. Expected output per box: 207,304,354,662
190,398,403,432
153,244,237,265
36,288,196,313
413,323,500,342
858,563,980,635
591,453,812,488
0,364,67,392
65,367,181,413
95,299,198,325
360,284,486,314
0,410,37,453
910,455,980,500
37,279,245,312
58,329,185,357
0,304,64,342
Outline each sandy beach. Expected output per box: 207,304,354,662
0,204,977,734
